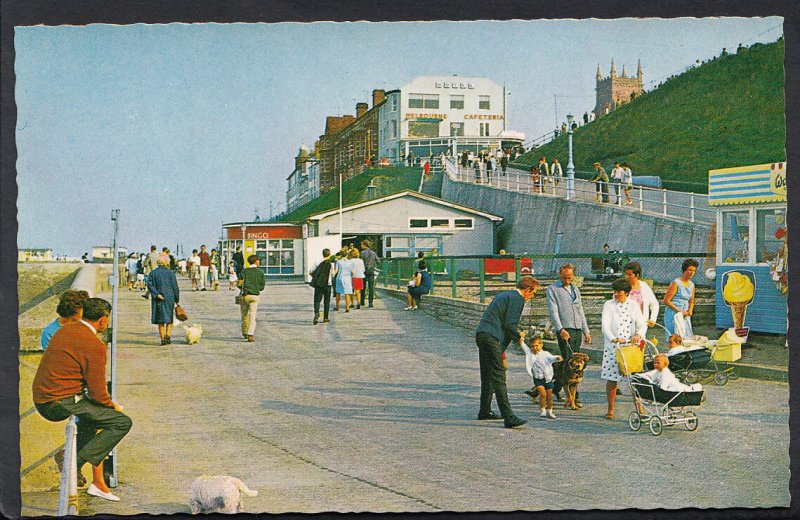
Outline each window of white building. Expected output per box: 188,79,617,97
267,239,295,274
409,120,439,138
391,96,398,111
480,122,490,136
479,95,491,110
450,95,464,109
450,122,464,136
409,93,439,109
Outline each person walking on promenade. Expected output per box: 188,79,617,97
621,162,634,205
209,248,221,290
240,255,265,342
600,278,646,420
188,249,201,291
32,298,133,503
141,245,160,299
147,258,180,345
500,152,509,176
530,163,540,193
476,275,541,429
125,253,138,290
227,261,237,290
310,249,334,325
610,161,625,204
198,245,210,291
423,159,431,178
233,246,244,282
591,162,609,203
551,158,563,188
350,248,366,310
137,254,147,291
538,156,549,191
546,263,591,403
359,240,379,308
334,249,354,312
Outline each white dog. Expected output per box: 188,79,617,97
184,323,203,344
189,475,257,514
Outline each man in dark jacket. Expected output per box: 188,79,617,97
310,249,333,325
476,275,540,429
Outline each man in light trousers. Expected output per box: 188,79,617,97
240,255,265,342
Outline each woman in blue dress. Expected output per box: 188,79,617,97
662,258,698,339
334,249,354,312
146,258,180,345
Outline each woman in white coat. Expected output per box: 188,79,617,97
600,278,647,420
623,262,659,334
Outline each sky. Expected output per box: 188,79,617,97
13,17,783,258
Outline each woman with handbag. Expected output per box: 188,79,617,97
600,278,646,420
146,257,180,345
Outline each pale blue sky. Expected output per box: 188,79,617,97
14,18,783,257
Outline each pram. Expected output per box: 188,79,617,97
616,340,705,436
648,322,738,386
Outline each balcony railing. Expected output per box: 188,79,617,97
444,158,714,224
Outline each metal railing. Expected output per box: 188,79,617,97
444,158,714,224
380,252,714,304
57,416,79,516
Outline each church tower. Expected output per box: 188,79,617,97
594,59,643,116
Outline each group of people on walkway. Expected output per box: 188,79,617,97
476,258,698,428
591,161,634,204
185,244,223,291
308,240,379,324
529,156,564,192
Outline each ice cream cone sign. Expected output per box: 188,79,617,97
722,270,756,329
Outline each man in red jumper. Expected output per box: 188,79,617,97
198,244,211,291
32,298,132,501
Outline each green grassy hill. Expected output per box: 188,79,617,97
514,39,786,193
277,166,421,223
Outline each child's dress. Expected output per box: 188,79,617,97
640,367,702,392
228,266,237,282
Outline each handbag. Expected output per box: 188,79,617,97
174,304,188,322
235,293,243,305
615,344,644,375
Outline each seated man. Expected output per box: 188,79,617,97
640,354,702,392
32,298,132,502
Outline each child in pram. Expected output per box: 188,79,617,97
639,354,702,392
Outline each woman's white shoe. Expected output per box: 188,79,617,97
404,306,414,311
87,483,120,502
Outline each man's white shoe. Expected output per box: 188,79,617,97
547,409,557,419
87,483,120,502
404,306,414,310
540,408,547,417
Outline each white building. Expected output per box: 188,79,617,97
378,75,524,164
286,145,321,213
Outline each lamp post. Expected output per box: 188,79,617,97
566,113,575,200
109,209,120,487
240,223,247,268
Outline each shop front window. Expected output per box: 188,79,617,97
408,121,439,138
267,239,295,274
756,208,786,264
721,210,750,263
450,122,464,137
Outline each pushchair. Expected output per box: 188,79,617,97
648,322,738,386
616,340,705,436
662,344,738,386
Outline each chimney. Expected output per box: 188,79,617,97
356,102,368,119
372,89,386,107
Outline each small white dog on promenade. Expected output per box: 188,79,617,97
189,475,258,514
184,323,203,344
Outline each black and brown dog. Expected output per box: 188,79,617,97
553,352,590,410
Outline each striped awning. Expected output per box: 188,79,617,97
708,162,787,206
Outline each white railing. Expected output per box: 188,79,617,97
443,158,714,224
57,416,79,516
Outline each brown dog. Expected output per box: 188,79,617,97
553,352,590,409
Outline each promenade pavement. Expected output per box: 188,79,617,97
21,277,790,515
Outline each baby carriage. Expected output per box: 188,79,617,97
616,340,705,436
662,343,738,386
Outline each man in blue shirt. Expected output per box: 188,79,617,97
476,275,541,429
